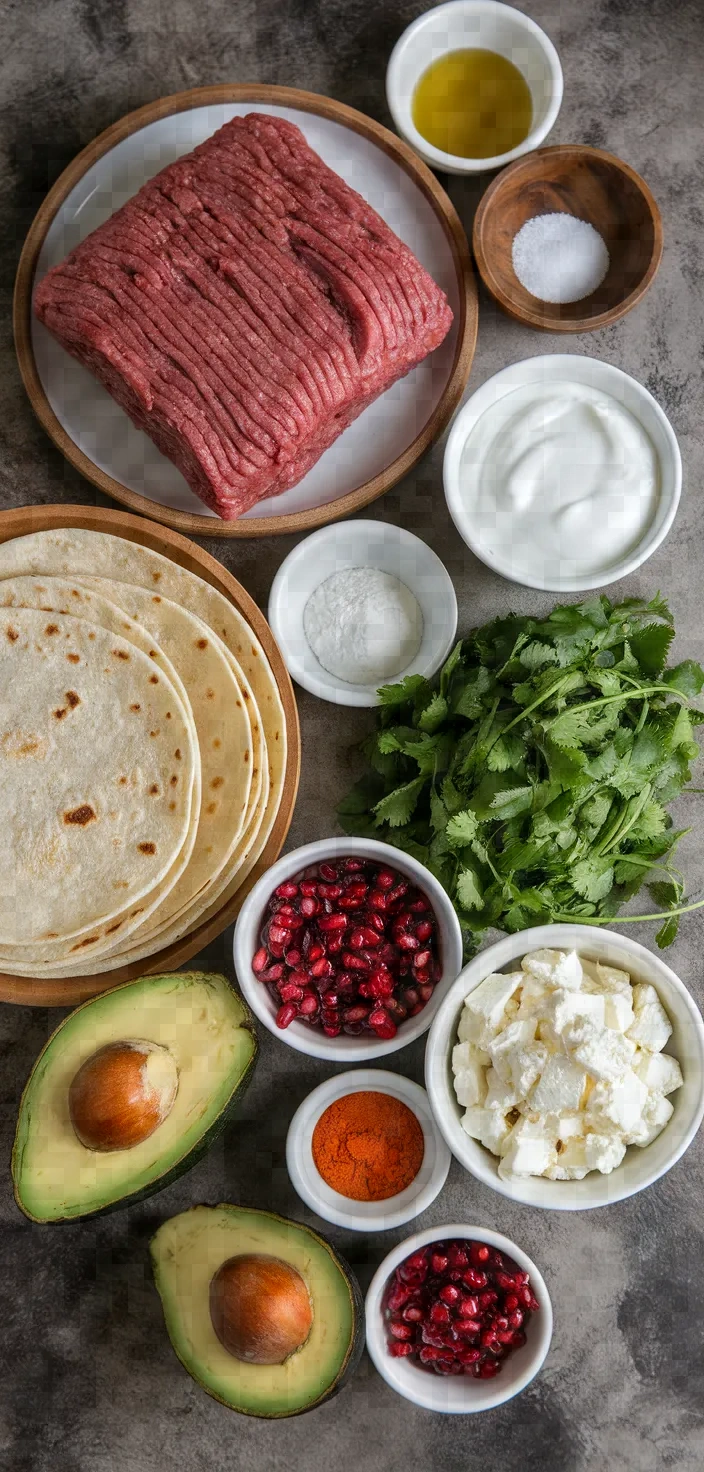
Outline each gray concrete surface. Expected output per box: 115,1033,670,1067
1,1,703,1468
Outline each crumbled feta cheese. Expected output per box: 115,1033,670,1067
498,1116,557,1179
585,1072,649,1134
461,1105,512,1156
484,1067,522,1112
451,948,680,1185
465,972,524,1032
543,988,606,1036
584,1132,627,1174
624,1092,674,1147
530,1054,587,1114
523,948,583,990
570,1022,636,1081
627,984,672,1053
633,1050,683,1096
604,991,635,1033
509,1040,548,1097
546,1138,589,1180
487,1019,536,1082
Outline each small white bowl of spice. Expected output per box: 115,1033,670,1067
286,1069,451,1232
268,519,457,706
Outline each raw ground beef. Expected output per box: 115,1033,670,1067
34,114,454,520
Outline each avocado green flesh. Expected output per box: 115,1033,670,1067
151,1206,357,1417
13,973,256,1222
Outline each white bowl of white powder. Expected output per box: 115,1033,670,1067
268,520,458,705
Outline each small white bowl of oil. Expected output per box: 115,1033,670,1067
386,0,563,176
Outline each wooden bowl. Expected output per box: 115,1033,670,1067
0,503,300,1006
14,83,477,539
473,144,663,332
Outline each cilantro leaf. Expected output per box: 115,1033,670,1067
373,776,426,827
456,866,484,911
446,810,479,847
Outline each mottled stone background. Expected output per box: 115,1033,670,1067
1,1,703,1468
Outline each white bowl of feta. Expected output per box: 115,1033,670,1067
425,925,704,1210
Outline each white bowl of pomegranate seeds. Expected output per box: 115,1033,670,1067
365,1226,552,1411
233,838,463,1060
425,924,704,1210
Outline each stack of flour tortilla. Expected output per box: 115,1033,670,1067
0,528,287,978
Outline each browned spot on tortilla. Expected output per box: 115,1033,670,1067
236,699,241,708
149,650,158,659
149,783,159,795
65,690,80,709
88,631,95,640
152,595,162,603
118,776,128,787
131,907,145,917
71,589,80,598
169,801,176,811
106,920,123,935
170,774,178,786
206,802,217,815
244,751,249,763
149,729,160,738
64,804,96,826
152,572,161,583
54,708,66,720
149,675,159,684
138,841,156,855
213,738,221,749
251,645,259,658
165,711,172,719
206,688,214,700
70,935,99,951
130,703,141,713
66,652,80,664
113,649,129,660
174,748,181,760
211,776,224,789
44,624,58,637
196,638,208,649
113,880,129,889
243,690,250,702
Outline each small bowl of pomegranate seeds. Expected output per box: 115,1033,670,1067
366,1226,552,1412
234,838,463,1060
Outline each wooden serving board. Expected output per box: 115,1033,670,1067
0,504,300,1006
14,83,477,539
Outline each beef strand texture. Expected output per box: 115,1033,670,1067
35,114,454,520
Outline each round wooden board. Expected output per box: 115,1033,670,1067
0,503,300,1006
14,83,477,539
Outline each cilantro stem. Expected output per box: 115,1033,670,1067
552,896,704,926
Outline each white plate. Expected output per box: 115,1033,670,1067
31,101,462,523
268,519,458,706
286,1069,451,1231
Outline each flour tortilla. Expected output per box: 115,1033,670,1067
0,608,196,947
0,577,202,962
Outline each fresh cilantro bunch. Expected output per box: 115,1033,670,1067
338,595,704,955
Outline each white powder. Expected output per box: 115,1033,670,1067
303,566,424,686
512,212,610,303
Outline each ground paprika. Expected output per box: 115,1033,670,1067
311,1090,424,1201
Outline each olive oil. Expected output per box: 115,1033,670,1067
412,48,533,160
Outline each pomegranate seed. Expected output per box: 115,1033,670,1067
389,1341,414,1358
343,858,364,872
430,1253,448,1275
478,1290,498,1310
398,1251,428,1285
459,1295,479,1318
386,1282,413,1313
512,1331,527,1348
252,947,269,974
514,1271,530,1285
429,1302,451,1326
385,998,408,1020
496,1330,514,1345
322,1021,341,1037
386,883,408,903
415,919,433,941
408,1003,424,1016
403,987,420,1008
402,1305,424,1323
439,1284,461,1307
480,1329,497,1348
493,1316,509,1332
508,1309,523,1329
519,1285,534,1307
319,862,337,881
504,1294,519,1312
418,983,434,1003
284,948,302,968
317,913,347,933
278,981,304,1003
368,1008,397,1038
455,1319,481,1338
388,1319,413,1341
342,1005,370,1024
448,1246,469,1270
299,896,320,917
276,1002,298,1028
299,994,320,1017
310,958,333,979
463,1269,488,1290
341,952,369,971
413,948,432,971
478,1360,501,1378
459,1349,482,1367
397,931,420,951
318,882,343,900
275,881,299,898
258,963,284,983
367,911,385,932
376,868,396,889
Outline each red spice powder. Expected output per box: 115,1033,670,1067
311,1090,424,1202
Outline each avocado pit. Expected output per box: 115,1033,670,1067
68,1039,179,1152
209,1253,313,1365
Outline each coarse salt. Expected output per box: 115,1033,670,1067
512,212,610,304
303,565,423,686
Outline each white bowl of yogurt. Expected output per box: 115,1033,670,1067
443,355,681,592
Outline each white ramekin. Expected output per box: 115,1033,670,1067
443,354,682,592
286,1068,451,1231
366,1222,553,1411
386,1,563,176
233,837,464,1061
425,924,704,1210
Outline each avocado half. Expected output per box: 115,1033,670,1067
12,972,257,1223
151,1205,365,1418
